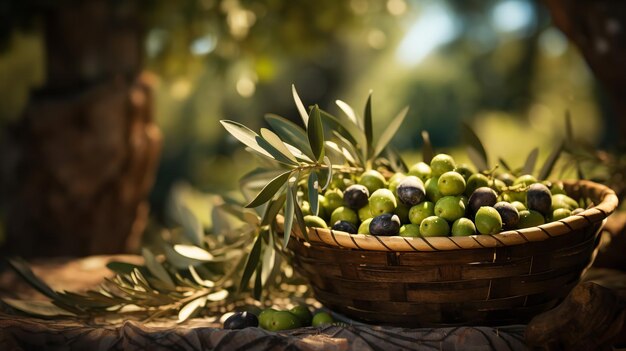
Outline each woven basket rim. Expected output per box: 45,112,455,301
281,179,618,252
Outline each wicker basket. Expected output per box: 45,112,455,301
284,180,619,327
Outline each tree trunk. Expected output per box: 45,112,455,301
543,0,626,141
2,0,161,257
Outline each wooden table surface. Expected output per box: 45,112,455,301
0,255,532,350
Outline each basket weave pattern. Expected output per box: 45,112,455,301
286,180,618,326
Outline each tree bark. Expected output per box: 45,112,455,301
543,0,626,141
1,0,161,257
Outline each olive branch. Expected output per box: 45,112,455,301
2,86,576,323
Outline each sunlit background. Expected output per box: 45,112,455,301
0,0,609,217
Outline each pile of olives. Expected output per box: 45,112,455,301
301,153,586,237
223,305,334,331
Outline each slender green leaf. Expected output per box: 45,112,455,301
259,128,298,164
373,106,409,158
265,114,314,160
538,142,564,180
142,248,175,289
132,268,152,290
261,193,287,226
242,210,260,227
308,171,319,216
260,128,298,163
220,120,273,159
466,147,488,173
324,141,347,164
335,99,359,126
522,147,539,175
261,232,275,285
461,122,489,171
498,157,512,172
245,170,291,208
284,143,313,163
240,168,285,191
163,242,201,269
307,105,325,161
173,244,214,261
188,265,215,288
253,263,263,300
322,156,333,191
106,261,143,275
421,130,434,164
292,84,309,126
255,136,298,166
364,91,373,158
179,206,203,247
332,130,363,166
320,109,364,154
239,232,263,291
283,183,295,248
2,298,76,317
177,296,206,323
207,289,229,301
293,193,308,242
7,258,59,300
325,141,350,164
384,145,408,173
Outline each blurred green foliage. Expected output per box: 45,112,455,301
0,0,607,216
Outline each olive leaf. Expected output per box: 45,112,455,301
240,168,285,193
364,91,374,159
253,264,263,300
7,258,59,301
324,141,347,165
142,248,175,289
335,99,360,127
384,145,409,173
220,120,274,159
188,265,215,288
239,231,263,291
179,206,204,247
293,188,308,242
256,136,299,166
461,122,489,171
160,243,197,270
308,171,319,216
322,156,333,191
206,289,229,301
173,244,214,261
260,128,299,164
498,157,512,172
106,261,144,275
319,109,364,158
307,105,325,162
373,106,409,159
283,180,295,248
261,232,275,285
177,296,206,323
261,193,287,227
538,142,564,180
332,130,363,166
2,298,76,317
292,84,309,126
245,170,291,208
265,113,314,160
466,148,488,173
421,130,434,164
522,147,539,175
